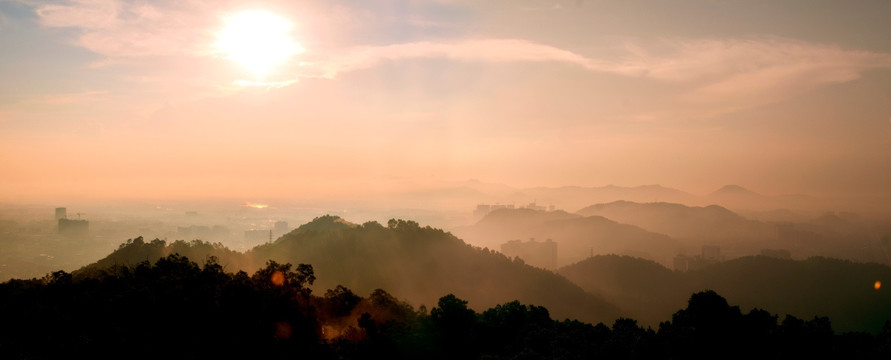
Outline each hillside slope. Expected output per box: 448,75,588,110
559,255,891,332
453,208,680,266
78,215,625,325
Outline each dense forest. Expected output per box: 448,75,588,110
79,216,623,325
560,254,891,333
2,254,890,359
72,215,891,334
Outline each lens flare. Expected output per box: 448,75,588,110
271,271,285,286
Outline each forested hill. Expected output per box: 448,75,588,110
77,215,623,325
4,255,890,359
252,216,623,324
79,237,257,274
560,254,891,333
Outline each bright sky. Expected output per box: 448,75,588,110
1,0,890,203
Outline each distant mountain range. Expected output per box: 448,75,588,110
577,200,775,243
452,208,680,266
456,198,890,266
49,214,891,334
415,180,838,220
509,185,699,213
704,184,825,213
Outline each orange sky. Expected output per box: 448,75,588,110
1,0,890,205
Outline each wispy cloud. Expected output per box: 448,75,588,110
31,1,891,116
28,90,109,105
635,38,891,114
624,37,891,81
296,37,891,114
299,38,598,78
36,0,216,57
35,0,118,30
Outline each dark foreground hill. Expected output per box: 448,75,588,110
79,215,623,325
3,257,890,359
250,216,622,324
560,254,891,333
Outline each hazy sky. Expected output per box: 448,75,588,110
1,0,890,202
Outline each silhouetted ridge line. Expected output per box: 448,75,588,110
76,215,623,325
559,254,891,333
3,258,889,359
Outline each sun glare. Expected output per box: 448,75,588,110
217,10,303,76
243,202,269,209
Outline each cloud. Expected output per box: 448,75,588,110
300,36,891,82
31,1,891,117
35,0,118,30
646,38,891,113
299,38,598,78
641,37,889,79
296,37,891,115
28,90,109,105
36,0,216,57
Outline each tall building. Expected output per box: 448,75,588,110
274,221,289,237
244,229,271,243
673,245,724,272
58,218,88,235
473,203,517,219
701,245,722,261
55,207,67,220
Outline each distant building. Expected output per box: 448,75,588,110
55,207,67,220
58,218,88,235
524,202,546,211
474,202,556,219
174,225,230,242
211,225,230,238
673,246,723,272
701,245,721,261
473,204,492,218
673,254,690,272
177,225,211,239
274,221,289,237
245,229,271,243
501,238,558,270
474,203,517,218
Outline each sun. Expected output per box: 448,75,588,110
217,10,304,77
